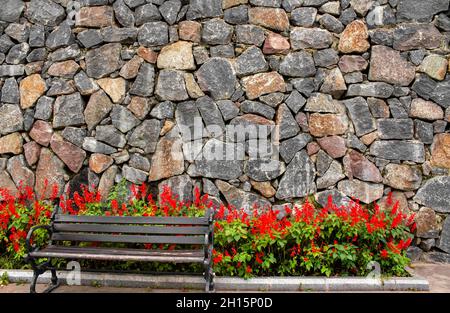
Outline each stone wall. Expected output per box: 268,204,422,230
0,0,450,262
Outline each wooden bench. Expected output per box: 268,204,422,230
25,207,214,293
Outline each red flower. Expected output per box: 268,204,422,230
380,249,389,259
246,265,252,273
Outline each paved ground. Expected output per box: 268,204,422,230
1,262,449,293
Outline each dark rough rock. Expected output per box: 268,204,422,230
393,24,443,51
95,125,127,148
397,0,449,23
342,97,376,136
138,22,169,47
279,51,316,77
128,119,161,153
276,150,316,200
186,0,223,20
414,176,450,213
25,0,65,27
346,82,394,98
275,103,300,140
279,133,312,163
246,159,286,182
53,93,85,129
85,43,122,79
196,58,236,100
370,140,425,163
437,216,450,254
155,69,189,101
377,118,414,140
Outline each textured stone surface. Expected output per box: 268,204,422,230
0,0,448,257
414,176,450,213
383,164,422,191
369,45,416,86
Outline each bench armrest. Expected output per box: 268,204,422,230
26,225,52,254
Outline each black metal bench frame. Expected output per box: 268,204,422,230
25,206,214,293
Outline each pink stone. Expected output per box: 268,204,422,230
317,136,347,158
263,33,290,54
29,120,53,147
50,134,86,173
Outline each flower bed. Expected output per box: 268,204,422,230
0,180,415,278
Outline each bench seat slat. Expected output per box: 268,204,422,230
30,246,204,263
54,214,209,225
51,233,205,245
53,223,209,235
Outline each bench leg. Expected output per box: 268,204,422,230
204,260,214,293
28,258,60,293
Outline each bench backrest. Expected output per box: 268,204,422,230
50,214,211,246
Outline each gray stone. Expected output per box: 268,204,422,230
280,134,312,163
158,175,194,203
437,217,450,253
317,160,345,189
82,137,117,155
186,0,223,20
397,0,449,23
1,77,19,103
113,0,135,27
246,159,286,181
319,13,344,33
34,96,54,121
130,63,155,97
393,24,443,51
313,48,339,68
27,48,47,62
369,28,393,46
110,105,140,133
101,27,138,43
196,96,226,138
196,58,236,100
188,139,244,180
430,76,450,109
340,7,357,25
346,133,367,153
124,0,145,8
235,25,265,46
122,165,147,184
150,101,175,119
276,103,300,140
419,238,435,252
74,71,99,96
5,43,29,64
224,5,249,25
282,0,303,11
0,0,24,23
316,149,333,176
95,125,127,148
135,4,162,26
370,140,425,163
241,101,275,120
155,69,189,101
338,179,384,204
276,150,316,200
217,100,239,121
235,46,268,76
46,22,74,50
414,176,450,213
367,97,389,118
138,22,169,47
202,18,233,45
84,90,113,130
290,27,333,50
25,0,65,27
78,29,103,48
346,82,394,98
342,97,376,137
0,34,14,54
210,44,235,58
159,0,182,25
46,79,76,97
0,104,23,135
175,101,202,142
85,43,122,79
23,109,34,132
53,93,85,129
285,90,306,114
406,246,423,262
62,127,87,148
292,78,317,97
316,189,351,208
216,180,271,211
414,120,434,145
290,7,317,27
279,51,316,77
128,119,161,153
377,118,413,140
436,13,450,32
50,45,81,62
250,0,282,6
129,154,150,172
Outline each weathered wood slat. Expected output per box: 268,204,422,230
51,232,205,245
54,214,208,225
53,223,209,235
30,246,204,263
